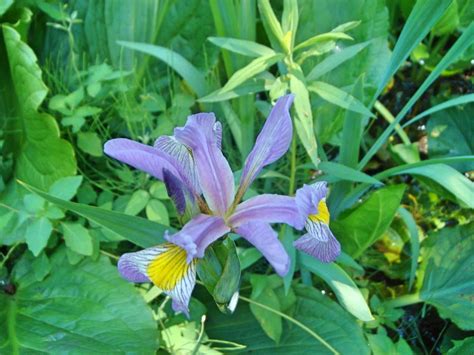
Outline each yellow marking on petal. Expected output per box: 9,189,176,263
147,244,191,291
309,199,330,225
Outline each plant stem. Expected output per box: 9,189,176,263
384,293,422,308
239,295,340,355
374,101,411,145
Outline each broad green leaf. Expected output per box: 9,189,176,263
61,222,94,256
366,327,413,355
205,284,370,354
250,275,283,343
48,176,83,201
23,194,45,214
238,247,263,270
308,81,375,117
306,41,370,81
432,0,459,36
77,132,103,157
118,41,207,97
125,189,150,216
427,103,474,171
208,37,275,57
447,337,474,354
319,161,382,185
0,0,13,16
332,185,405,258
300,253,373,321
19,181,171,249
196,237,240,313
419,222,474,330
145,199,169,225
219,53,284,94
0,248,157,353
0,25,76,190
149,181,169,200
25,217,53,257
289,69,319,166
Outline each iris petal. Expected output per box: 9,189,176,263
294,221,341,263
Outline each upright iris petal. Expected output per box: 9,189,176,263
294,182,341,263
174,113,235,216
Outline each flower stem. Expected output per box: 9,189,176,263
288,133,297,195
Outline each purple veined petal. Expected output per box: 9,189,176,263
237,95,294,196
214,121,223,150
294,221,341,263
118,243,197,317
104,138,183,183
174,113,235,216
163,168,195,215
295,182,328,218
166,214,230,262
236,222,290,276
229,194,304,230
154,135,200,194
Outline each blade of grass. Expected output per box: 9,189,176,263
319,161,383,185
208,37,275,57
359,23,474,169
398,207,420,291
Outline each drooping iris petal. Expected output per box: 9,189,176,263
104,138,183,182
174,113,235,216
236,222,289,276
238,95,294,195
154,135,200,194
294,221,341,263
117,243,196,316
229,194,304,230
295,182,328,218
165,214,230,262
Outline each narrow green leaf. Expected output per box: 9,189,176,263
282,0,299,50
295,32,353,51
319,161,382,185
306,41,370,81
118,41,207,97
198,78,267,103
208,36,275,57
360,22,474,169
18,181,171,249
258,0,286,52
308,81,375,117
300,253,374,321
398,207,419,291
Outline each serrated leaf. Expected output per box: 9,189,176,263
25,217,53,257
48,176,83,201
61,222,94,256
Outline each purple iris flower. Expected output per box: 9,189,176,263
104,95,340,315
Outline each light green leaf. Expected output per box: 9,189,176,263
219,53,284,94
258,0,287,53
306,41,370,81
0,249,157,353
48,176,83,201
25,217,53,257
146,199,169,225
319,161,382,185
419,222,474,330
289,69,319,166
208,37,275,57
308,81,375,117
250,275,283,343
125,190,150,216
19,181,172,249
332,185,406,258
205,284,370,354
61,222,94,256
118,41,207,97
0,0,13,16
447,337,474,355
77,132,103,157
295,32,353,51
149,181,169,200
300,253,374,321
0,25,76,190
23,194,45,214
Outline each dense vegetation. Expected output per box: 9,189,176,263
1,0,473,354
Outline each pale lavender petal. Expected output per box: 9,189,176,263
117,245,169,283
166,214,230,262
236,222,289,276
229,194,304,230
104,138,182,182
295,182,328,218
214,121,222,150
174,113,235,216
154,135,200,194
238,95,294,194
294,221,340,263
